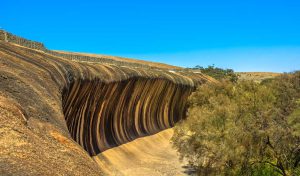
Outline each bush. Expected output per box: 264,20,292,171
172,71,300,176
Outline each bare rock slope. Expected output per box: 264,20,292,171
0,30,210,175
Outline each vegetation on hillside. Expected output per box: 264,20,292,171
190,65,239,82
172,71,300,176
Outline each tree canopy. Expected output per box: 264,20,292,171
190,65,238,82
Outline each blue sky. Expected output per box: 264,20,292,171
1,0,300,72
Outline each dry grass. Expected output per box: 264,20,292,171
237,72,281,82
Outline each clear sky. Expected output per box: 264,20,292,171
1,0,300,72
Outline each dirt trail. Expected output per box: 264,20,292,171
94,129,188,176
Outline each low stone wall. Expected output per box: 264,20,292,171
0,30,46,51
46,50,158,69
0,30,6,41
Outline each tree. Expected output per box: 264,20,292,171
172,72,300,176
190,65,238,83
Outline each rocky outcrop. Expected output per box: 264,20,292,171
0,32,211,175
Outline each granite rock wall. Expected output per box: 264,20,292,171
0,32,211,175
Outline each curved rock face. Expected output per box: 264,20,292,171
0,33,211,175
63,78,193,155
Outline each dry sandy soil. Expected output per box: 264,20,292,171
94,128,190,176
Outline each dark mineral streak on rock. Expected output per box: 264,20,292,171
63,78,193,155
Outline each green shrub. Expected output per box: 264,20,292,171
190,65,238,82
172,71,300,176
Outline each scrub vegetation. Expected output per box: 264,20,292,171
172,70,300,176
190,65,239,83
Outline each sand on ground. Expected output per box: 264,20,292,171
94,129,189,176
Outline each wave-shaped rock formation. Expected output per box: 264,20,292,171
0,30,211,175
64,79,193,155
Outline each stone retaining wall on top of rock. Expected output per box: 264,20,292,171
0,30,46,50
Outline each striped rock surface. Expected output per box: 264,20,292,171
0,36,211,175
